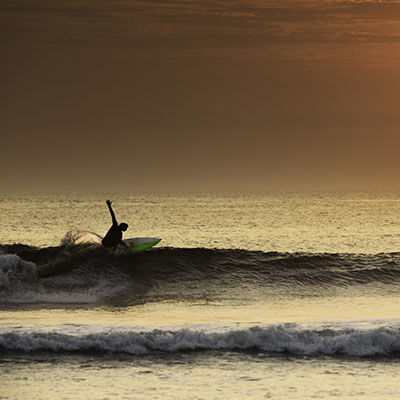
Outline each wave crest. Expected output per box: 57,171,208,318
2,325,400,357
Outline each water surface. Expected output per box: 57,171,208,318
1,192,400,399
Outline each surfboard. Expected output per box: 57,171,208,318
123,237,162,253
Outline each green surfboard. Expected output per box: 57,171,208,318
123,238,162,253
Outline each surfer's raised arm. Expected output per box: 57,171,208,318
106,199,118,226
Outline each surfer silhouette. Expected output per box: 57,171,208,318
102,200,128,251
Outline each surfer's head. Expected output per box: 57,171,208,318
119,222,128,232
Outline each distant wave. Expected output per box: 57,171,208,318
2,325,400,357
1,239,400,305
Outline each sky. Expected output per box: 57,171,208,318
2,0,400,192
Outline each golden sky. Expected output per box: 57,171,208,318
1,0,400,191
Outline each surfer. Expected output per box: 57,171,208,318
102,200,128,251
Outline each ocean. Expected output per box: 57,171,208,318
1,192,400,399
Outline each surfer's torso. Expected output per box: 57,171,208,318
102,224,123,248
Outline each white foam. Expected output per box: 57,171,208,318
1,325,400,356
0,254,37,288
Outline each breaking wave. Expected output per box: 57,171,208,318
1,231,400,305
2,325,400,357
0,253,37,288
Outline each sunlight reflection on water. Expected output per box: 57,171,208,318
1,191,400,253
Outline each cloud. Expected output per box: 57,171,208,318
2,0,400,64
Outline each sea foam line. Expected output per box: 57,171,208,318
1,326,400,356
